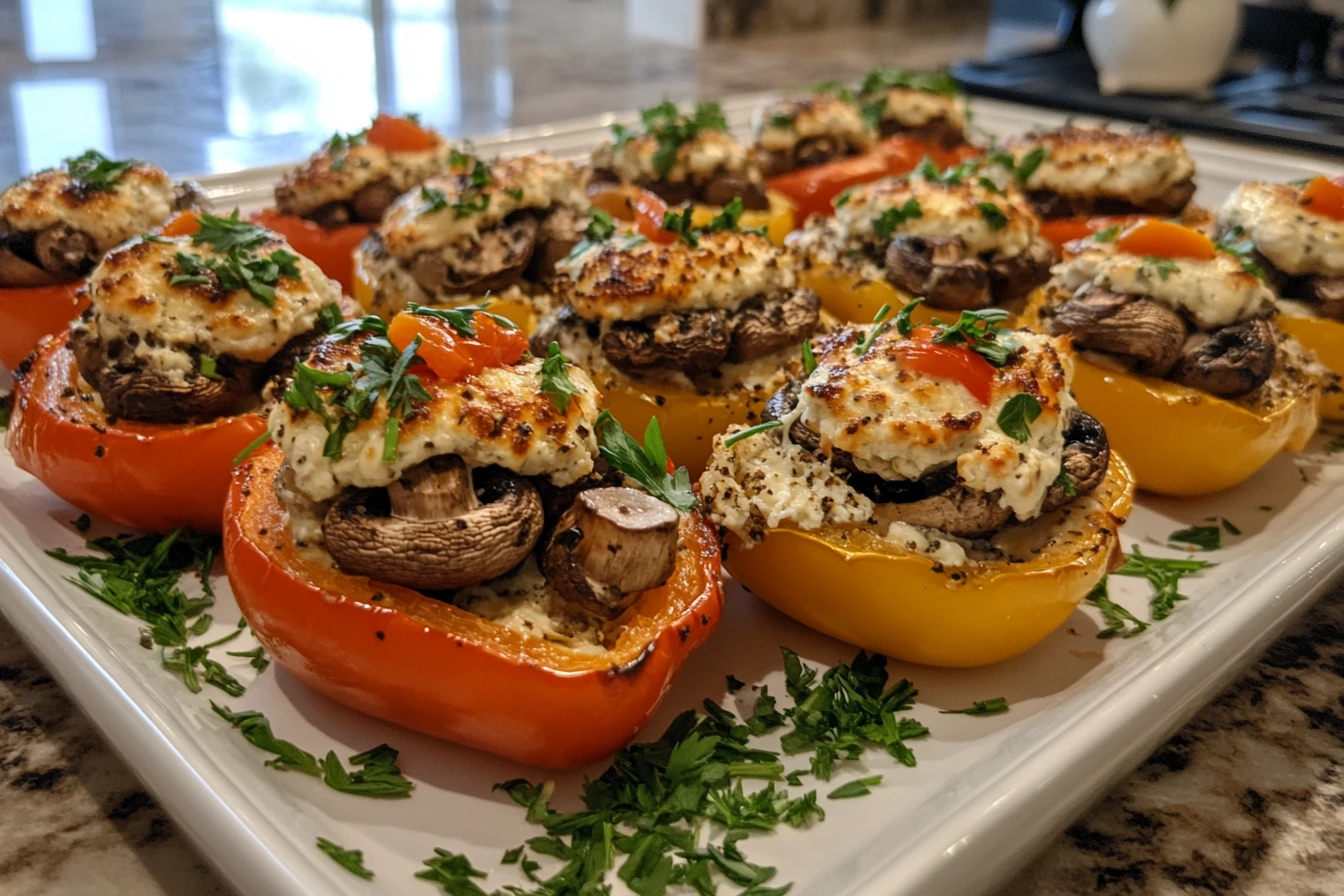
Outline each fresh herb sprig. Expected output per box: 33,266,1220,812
924,304,1019,367
539,342,583,412
595,412,697,512
327,127,369,171
661,196,764,246
1112,546,1214,621
212,703,414,798
1086,579,1150,639
283,317,431,463
859,67,961,98
1168,525,1221,551
168,210,303,307
997,393,1042,443
465,647,925,896
854,303,895,357
317,838,375,880
1215,226,1269,282
940,697,1009,716
44,530,267,697
872,198,923,240
722,419,783,448
612,101,729,178
64,149,137,190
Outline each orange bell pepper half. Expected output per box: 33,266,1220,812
8,335,265,533
249,209,369,296
0,280,87,370
224,443,725,769
1116,219,1215,261
366,113,438,153
387,309,528,382
1300,175,1344,222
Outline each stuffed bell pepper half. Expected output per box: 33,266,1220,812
0,150,205,368
7,211,340,532
1031,220,1329,495
1218,177,1344,419
351,150,587,332
700,301,1134,667
254,113,453,293
589,101,795,245
532,203,827,475
224,306,722,768
791,162,1055,323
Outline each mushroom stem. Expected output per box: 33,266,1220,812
542,487,679,617
388,454,478,519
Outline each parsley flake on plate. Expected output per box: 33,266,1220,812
316,838,375,880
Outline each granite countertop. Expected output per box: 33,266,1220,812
3,2,1343,893
5,589,1344,896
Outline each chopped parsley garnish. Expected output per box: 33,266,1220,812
1086,578,1149,639
833,186,857,208
615,101,730,178
859,67,961,98
1093,224,1122,242
895,297,925,337
1142,256,1181,281
327,127,368,170
197,354,222,381
420,185,449,212
566,207,634,259
476,647,924,895
539,342,582,412
64,149,137,190
406,302,518,337
860,96,887,131
212,703,414,798
1112,545,1213,621
939,697,1009,716
1215,226,1269,282
977,201,1009,231
854,303,894,356
828,776,883,800
282,318,431,463
661,197,763,247
0,392,11,430
1057,468,1078,497
997,393,1042,443
768,111,795,129
316,837,375,880
43,530,271,697
726,674,747,693
317,302,345,332
231,429,272,466
72,513,92,533
723,419,783,448
1013,146,1047,184
802,338,818,374
872,198,923,240
925,305,1018,366
595,412,697,512
1218,516,1241,535
811,79,856,102
168,211,302,307
226,645,271,673
1168,525,1221,551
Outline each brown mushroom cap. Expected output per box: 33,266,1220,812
323,456,544,591
601,310,731,377
541,487,679,617
1169,319,1277,398
728,289,821,362
701,173,769,211
1309,275,1344,316
33,223,98,279
988,238,1055,307
529,206,587,283
410,215,538,296
70,325,257,423
1046,287,1187,377
1025,179,1196,220
1040,409,1111,512
885,235,993,311
0,238,66,287
351,178,400,224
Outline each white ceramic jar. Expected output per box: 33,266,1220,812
1083,0,1243,95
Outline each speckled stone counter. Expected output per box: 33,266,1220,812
4,589,1344,896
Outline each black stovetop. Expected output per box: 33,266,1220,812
952,3,1344,155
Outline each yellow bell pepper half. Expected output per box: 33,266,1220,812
600,376,773,480
797,264,1020,326
1019,293,1320,496
727,454,1135,668
1276,313,1344,421
351,253,541,333
689,190,797,247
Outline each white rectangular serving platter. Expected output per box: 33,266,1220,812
2,95,1344,896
